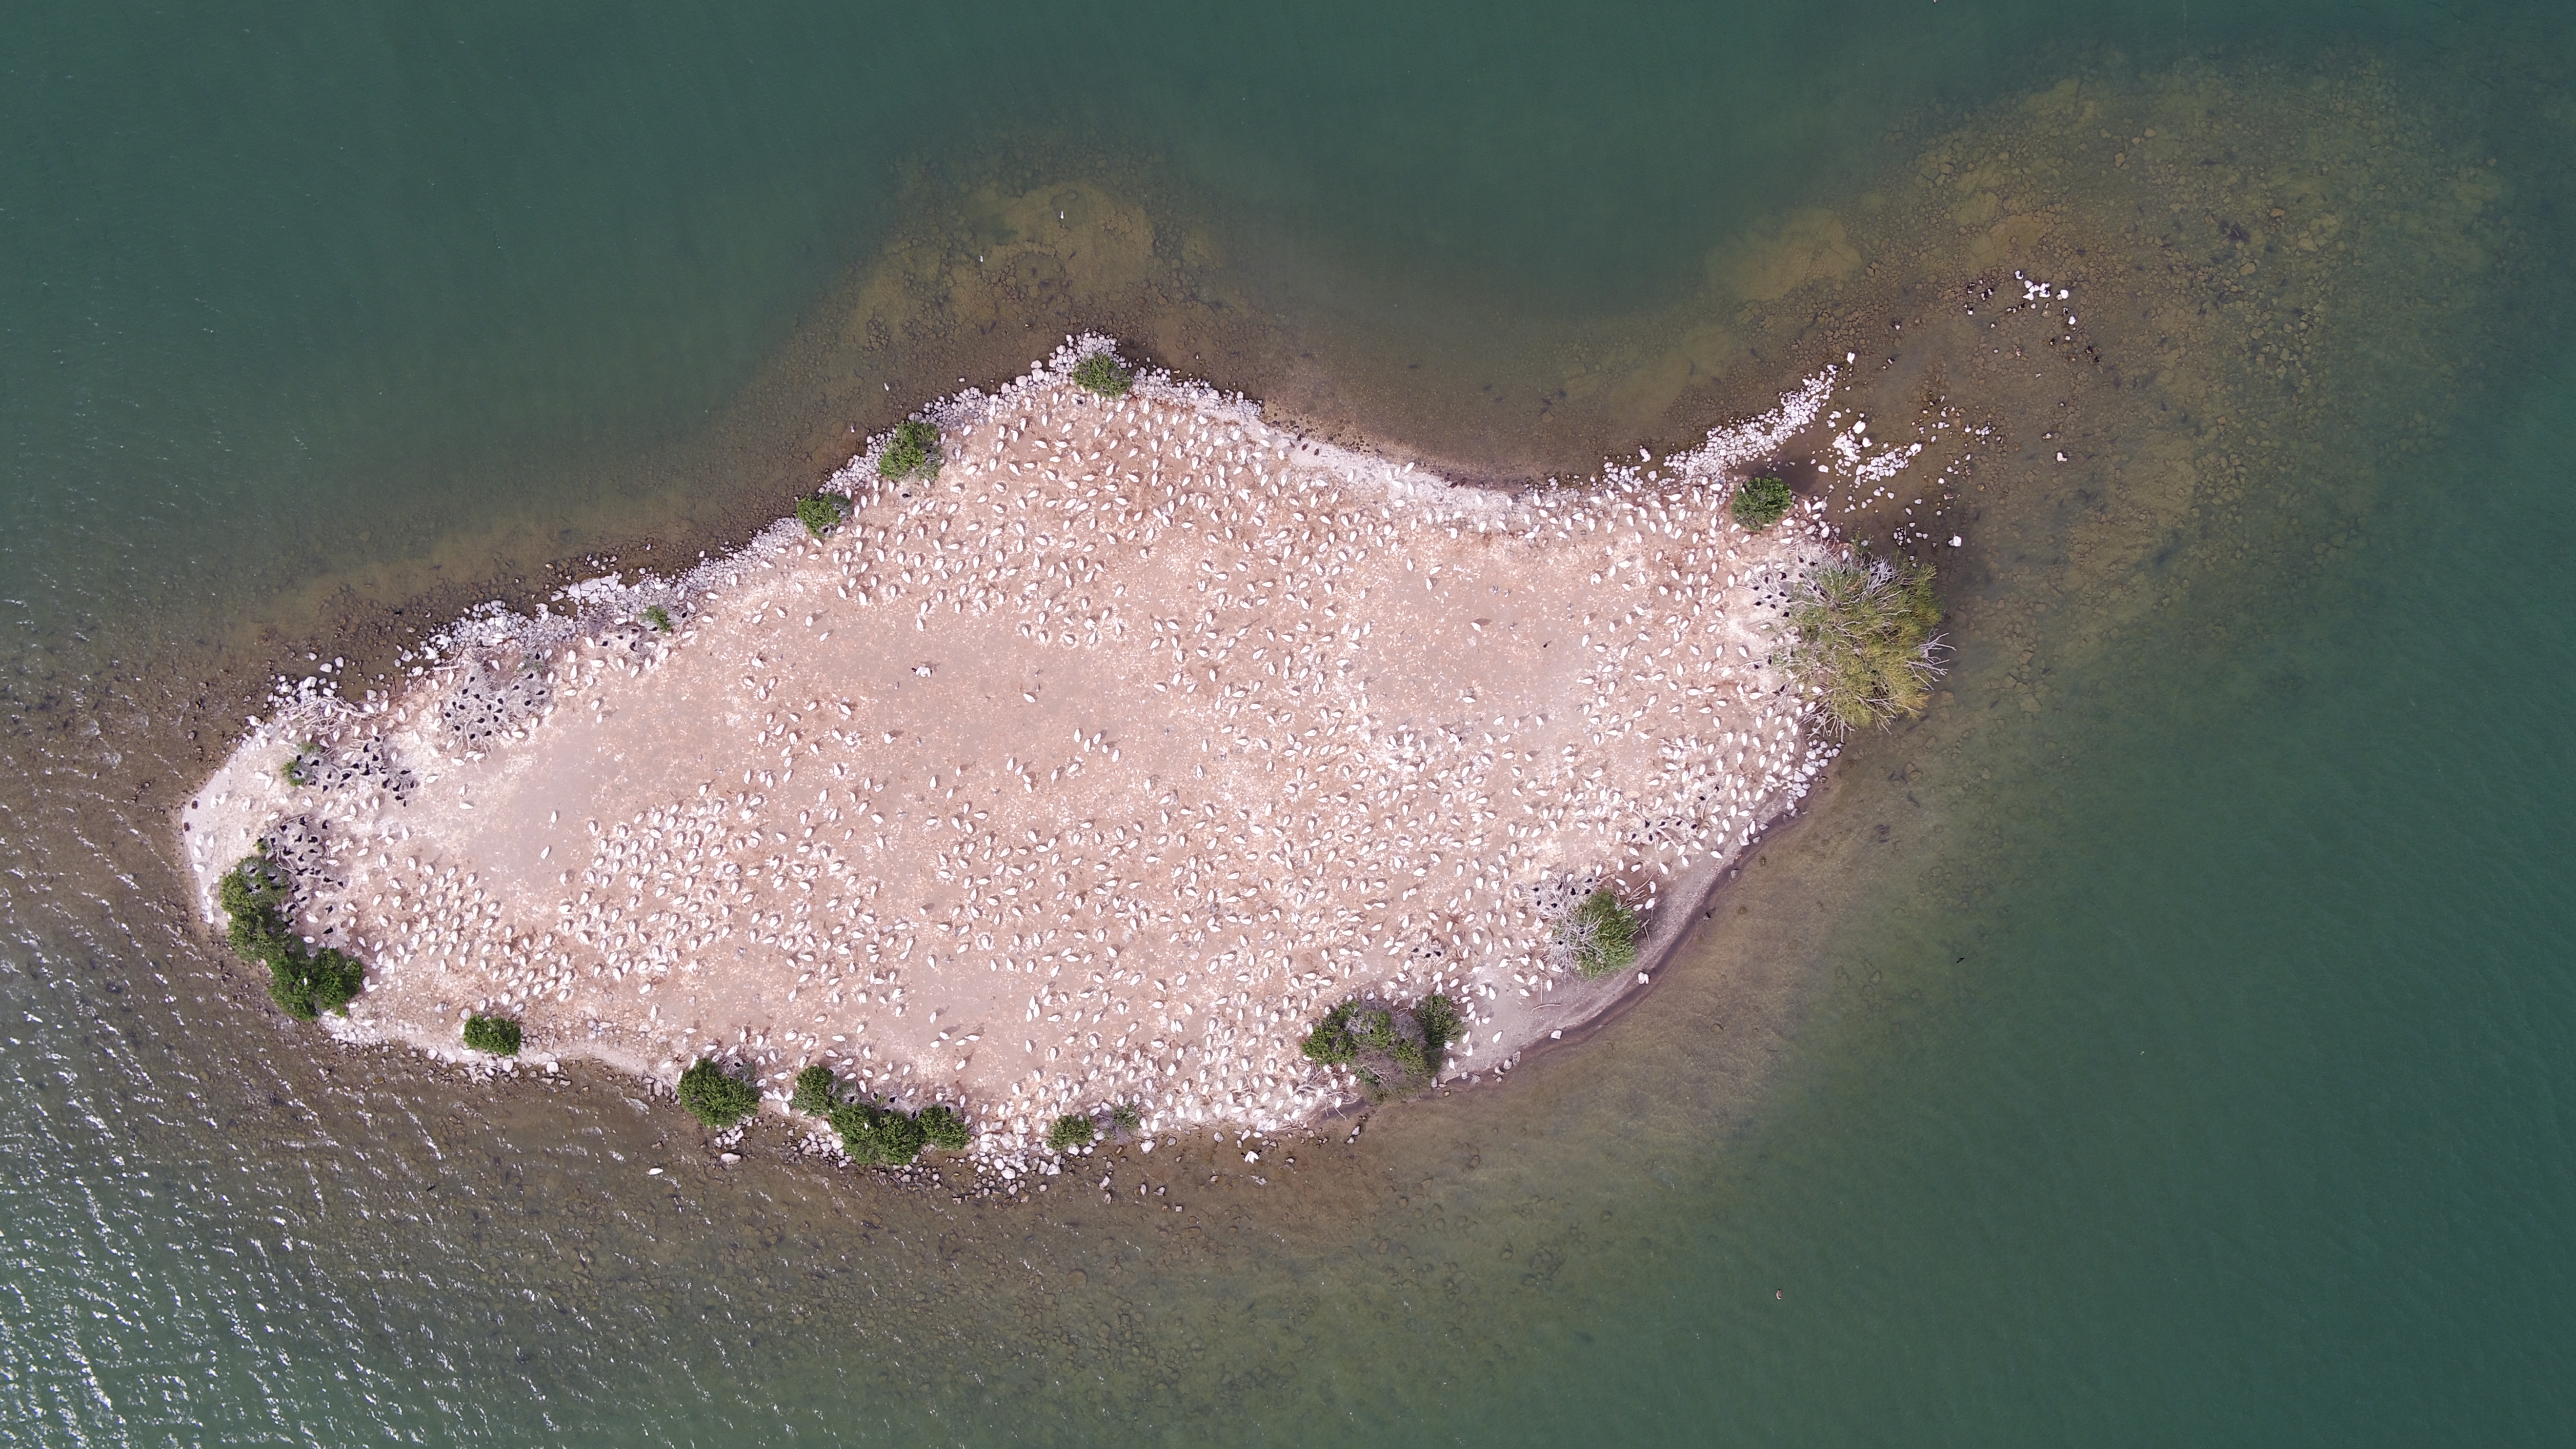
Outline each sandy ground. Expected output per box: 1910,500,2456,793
184,351,1851,1162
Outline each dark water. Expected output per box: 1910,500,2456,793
6,2,2574,1444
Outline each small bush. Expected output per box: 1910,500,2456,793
789,1063,837,1115
830,1100,929,1165
1299,993,1455,1098
795,493,847,538
877,421,940,482
1414,993,1460,1059
1107,1102,1143,1137
643,604,674,633
1731,475,1794,532
462,1014,521,1056
677,1059,760,1128
1779,556,1946,737
280,742,322,786
1070,352,1132,398
217,852,367,1021
874,1108,930,1164
1046,1113,1096,1152
276,946,365,1020
917,1103,970,1151
1358,1007,1408,1070
218,853,291,944
799,1078,964,1163
1562,888,1641,979
1300,1002,1360,1066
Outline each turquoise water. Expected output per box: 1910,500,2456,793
6,1,2575,1444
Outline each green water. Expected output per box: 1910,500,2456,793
6,2,2574,1444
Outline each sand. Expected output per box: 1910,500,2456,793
183,343,1862,1164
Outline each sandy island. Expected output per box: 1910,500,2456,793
185,341,1863,1165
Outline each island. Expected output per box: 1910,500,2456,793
181,339,1942,1175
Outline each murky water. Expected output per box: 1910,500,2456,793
6,4,2574,1444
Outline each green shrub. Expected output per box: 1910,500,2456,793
1414,993,1460,1059
1385,1030,1429,1080
1046,1113,1096,1152
799,1082,964,1163
1070,352,1132,398
677,1058,760,1128
1779,556,1945,736
216,853,367,1021
218,853,291,939
1562,888,1641,979
1731,475,1795,532
795,493,847,538
643,604,674,633
275,946,365,1020
918,1103,970,1151
462,1014,522,1056
1300,1002,1360,1066
830,1100,929,1165
790,1063,838,1115
1357,1006,1403,1060
1299,993,1455,1098
280,742,322,786
1107,1102,1143,1137
877,421,940,481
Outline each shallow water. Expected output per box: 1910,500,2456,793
7,2,2576,1444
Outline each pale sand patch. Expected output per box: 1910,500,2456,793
184,351,1848,1163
